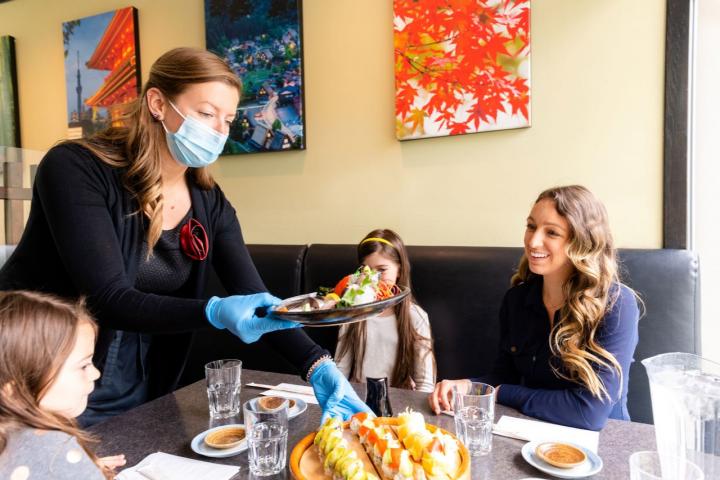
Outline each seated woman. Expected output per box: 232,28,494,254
0,291,125,479
429,185,641,431
335,229,436,392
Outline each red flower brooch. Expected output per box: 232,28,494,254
180,218,208,261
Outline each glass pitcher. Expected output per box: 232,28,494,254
643,352,720,479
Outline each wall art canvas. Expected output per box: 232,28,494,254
0,36,20,147
62,7,140,139
205,0,305,154
394,0,530,140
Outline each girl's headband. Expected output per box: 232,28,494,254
360,237,395,249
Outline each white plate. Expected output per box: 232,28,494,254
190,424,247,458
521,441,603,479
288,398,308,419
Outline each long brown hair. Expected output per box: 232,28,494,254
512,185,639,401
0,291,111,479
73,47,242,253
336,229,435,389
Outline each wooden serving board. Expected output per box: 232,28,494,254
289,418,471,480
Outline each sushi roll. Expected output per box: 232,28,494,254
357,421,376,444
381,447,414,480
372,431,399,464
402,430,433,462
334,454,362,480
315,416,344,447
320,428,345,457
397,409,426,441
324,445,352,473
421,438,453,478
350,412,375,433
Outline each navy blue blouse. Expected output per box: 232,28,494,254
473,276,640,431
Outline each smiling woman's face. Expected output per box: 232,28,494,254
524,198,574,283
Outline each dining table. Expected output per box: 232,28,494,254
90,369,657,479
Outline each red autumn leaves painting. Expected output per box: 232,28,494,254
394,0,531,140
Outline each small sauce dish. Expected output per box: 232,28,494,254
534,442,587,469
257,396,289,412
204,426,246,449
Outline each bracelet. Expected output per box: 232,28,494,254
306,354,332,381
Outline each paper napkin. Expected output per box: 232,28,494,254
116,452,239,480
260,382,317,405
494,415,600,453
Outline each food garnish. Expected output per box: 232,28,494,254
277,266,401,313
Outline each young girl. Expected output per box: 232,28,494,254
429,186,641,430
335,229,436,392
0,291,125,479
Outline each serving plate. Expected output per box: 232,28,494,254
289,417,470,480
269,287,410,326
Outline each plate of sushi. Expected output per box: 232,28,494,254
289,409,470,480
270,266,410,327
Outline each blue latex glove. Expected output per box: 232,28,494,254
205,293,300,343
309,360,373,424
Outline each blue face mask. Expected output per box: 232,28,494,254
162,102,229,168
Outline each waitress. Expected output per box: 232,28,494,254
0,47,369,425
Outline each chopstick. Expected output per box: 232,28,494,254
245,382,280,390
492,427,532,442
245,382,313,395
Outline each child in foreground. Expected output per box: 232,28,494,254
0,290,126,479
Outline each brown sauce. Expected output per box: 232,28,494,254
544,445,585,464
206,427,246,448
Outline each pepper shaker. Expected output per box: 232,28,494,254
365,377,393,417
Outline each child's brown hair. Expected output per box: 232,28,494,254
0,290,110,478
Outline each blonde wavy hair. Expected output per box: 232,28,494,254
0,291,112,479
72,47,242,254
512,185,638,401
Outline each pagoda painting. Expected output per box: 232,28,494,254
205,0,306,155
62,7,140,139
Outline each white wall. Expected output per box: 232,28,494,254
0,0,667,248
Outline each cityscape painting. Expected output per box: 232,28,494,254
0,36,20,147
394,0,531,140
62,7,140,139
205,0,306,154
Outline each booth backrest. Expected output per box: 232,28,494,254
180,244,308,384
182,244,700,425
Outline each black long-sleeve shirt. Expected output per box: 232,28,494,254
0,143,326,402
474,277,640,431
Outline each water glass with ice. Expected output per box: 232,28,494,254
205,359,242,419
244,398,289,476
630,451,705,480
453,382,495,456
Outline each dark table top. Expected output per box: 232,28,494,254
90,369,656,479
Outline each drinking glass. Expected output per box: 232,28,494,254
453,382,495,456
630,451,705,480
205,359,242,419
244,398,289,476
